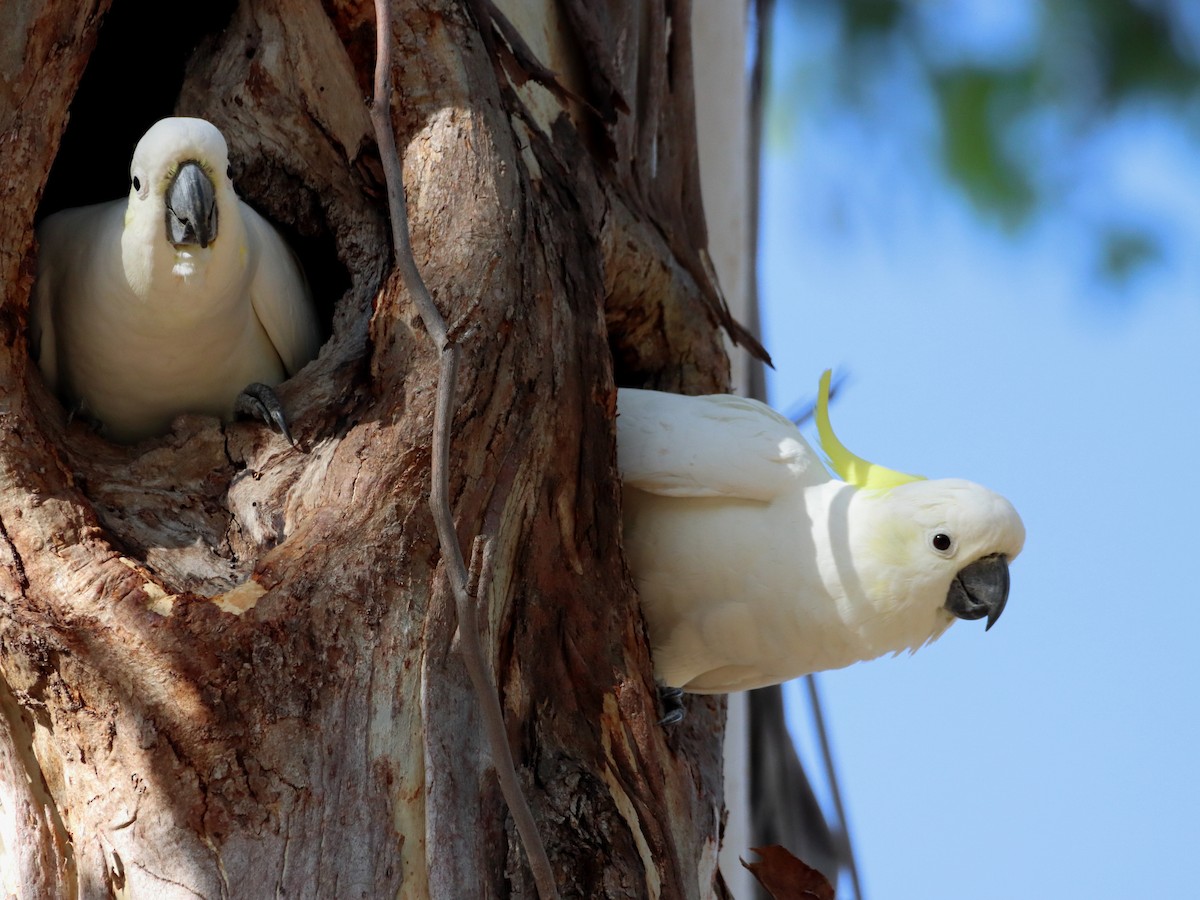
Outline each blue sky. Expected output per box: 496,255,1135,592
761,4,1200,898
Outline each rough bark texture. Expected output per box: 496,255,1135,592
0,1,738,897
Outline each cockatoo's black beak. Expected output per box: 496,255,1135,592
165,161,217,248
944,553,1010,630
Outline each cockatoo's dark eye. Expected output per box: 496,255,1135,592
932,533,953,553
132,176,141,192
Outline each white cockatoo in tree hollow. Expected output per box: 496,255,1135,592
618,371,1025,698
30,116,321,444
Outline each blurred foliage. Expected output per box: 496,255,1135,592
934,67,1037,226
1100,228,1160,279
1088,0,1199,98
773,0,1200,280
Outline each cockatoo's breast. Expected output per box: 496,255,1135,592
625,480,896,693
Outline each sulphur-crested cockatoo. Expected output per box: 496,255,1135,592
619,371,1025,695
30,117,321,444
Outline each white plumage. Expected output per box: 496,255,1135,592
618,387,1025,694
31,117,321,443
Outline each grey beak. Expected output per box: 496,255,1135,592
944,553,1010,631
165,161,217,248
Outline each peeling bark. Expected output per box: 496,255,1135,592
0,1,741,896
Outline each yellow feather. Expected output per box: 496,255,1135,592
815,369,925,491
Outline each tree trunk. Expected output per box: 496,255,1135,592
0,1,748,897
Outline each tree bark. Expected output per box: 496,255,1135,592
0,1,740,896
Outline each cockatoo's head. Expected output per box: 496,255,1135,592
815,369,1025,644
122,117,240,291
854,478,1025,636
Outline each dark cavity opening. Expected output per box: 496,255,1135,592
39,0,238,218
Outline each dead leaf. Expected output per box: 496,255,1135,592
741,845,835,900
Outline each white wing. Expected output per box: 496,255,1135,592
616,389,829,501
242,202,321,375
31,201,128,401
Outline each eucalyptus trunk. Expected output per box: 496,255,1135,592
0,1,745,896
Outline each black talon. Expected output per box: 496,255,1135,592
658,684,685,726
65,399,104,434
235,382,297,447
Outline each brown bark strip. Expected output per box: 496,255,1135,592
559,0,771,366
474,0,599,120
370,9,557,889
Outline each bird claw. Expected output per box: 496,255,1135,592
657,684,686,726
64,400,105,435
235,382,297,447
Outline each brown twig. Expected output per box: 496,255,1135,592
369,4,559,898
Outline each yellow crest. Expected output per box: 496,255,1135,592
815,369,925,491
